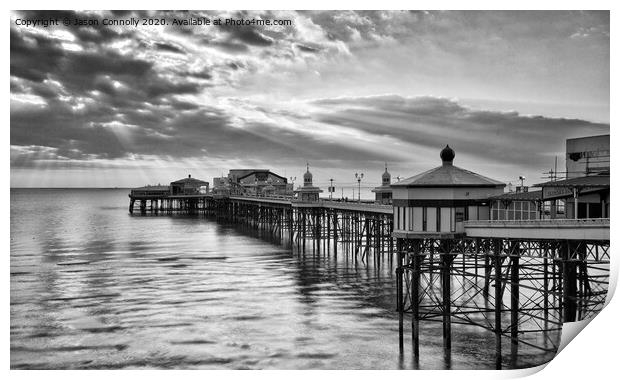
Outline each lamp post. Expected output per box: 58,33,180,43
329,178,334,200
355,172,364,203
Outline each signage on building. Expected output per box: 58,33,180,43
542,185,600,200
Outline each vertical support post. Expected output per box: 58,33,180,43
483,246,491,299
412,242,420,358
494,238,503,370
441,246,452,352
333,212,338,257
562,241,577,322
510,243,520,361
396,246,404,354
543,254,549,324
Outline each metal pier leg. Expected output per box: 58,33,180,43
483,252,491,299
543,255,549,327
494,239,503,370
562,241,577,322
397,248,404,354
510,248,520,365
441,251,452,352
412,247,420,358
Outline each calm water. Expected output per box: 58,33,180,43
10,189,556,369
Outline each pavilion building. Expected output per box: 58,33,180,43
391,145,505,238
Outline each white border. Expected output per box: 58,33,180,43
4,2,617,379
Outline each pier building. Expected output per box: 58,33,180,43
293,163,323,203
228,169,288,196
535,174,610,219
534,134,610,219
566,134,609,178
372,164,393,205
391,145,504,237
129,184,170,198
170,175,209,195
212,176,230,197
489,188,544,221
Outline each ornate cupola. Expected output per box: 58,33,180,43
382,163,391,186
294,162,323,204
303,162,313,186
440,144,455,165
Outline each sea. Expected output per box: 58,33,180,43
10,188,558,369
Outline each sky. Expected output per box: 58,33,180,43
10,10,610,192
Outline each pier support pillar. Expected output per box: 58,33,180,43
397,246,404,354
510,242,520,364
412,242,420,358
441,248,452,352
562,241,578,323
494,238,503,370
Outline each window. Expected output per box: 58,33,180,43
413,207,423,232
408,207,413,231
422,207,427,231
455,207,465,223
427,207,437,232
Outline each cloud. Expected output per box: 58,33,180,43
309,95,609,168
154,42,185,54
9,10,609,186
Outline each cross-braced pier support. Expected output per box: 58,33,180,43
396,237,609,368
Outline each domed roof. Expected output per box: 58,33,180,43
440,144,455,165
303,162,312,183
382,163,391,180
304,170,312,180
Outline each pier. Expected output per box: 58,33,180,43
127,142,610,368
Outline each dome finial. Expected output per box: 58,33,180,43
440,144,455,165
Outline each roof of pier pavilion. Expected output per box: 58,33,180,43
391,145,505,189
170,175,209,186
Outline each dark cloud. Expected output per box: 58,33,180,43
230,28,273,46
296,43,321,53
211,40,249,53
11,23,203,108
176,69,212,80
154,42,185,54
310,95,609,168
10,28,66,82
73,26,134,44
